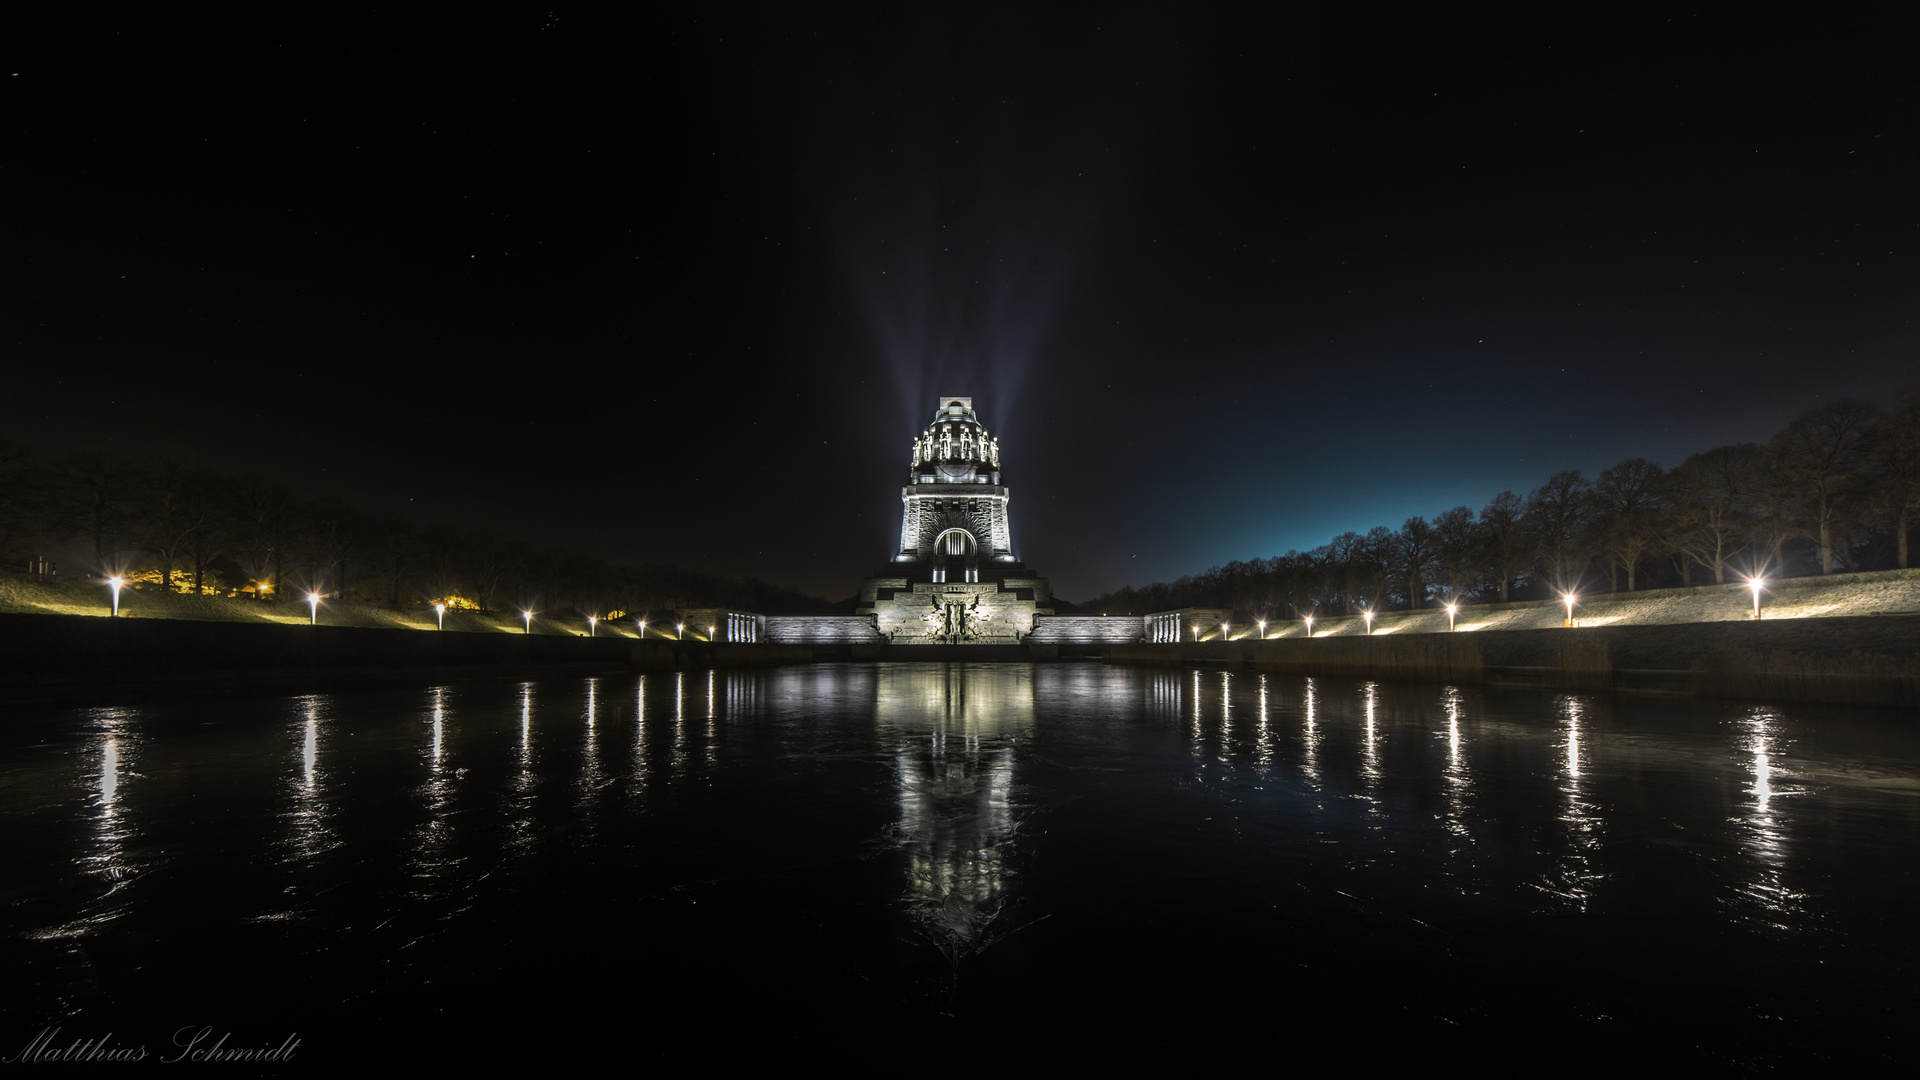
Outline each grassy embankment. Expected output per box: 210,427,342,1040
0,570,645,638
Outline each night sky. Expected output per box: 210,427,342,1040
6,8,1916,602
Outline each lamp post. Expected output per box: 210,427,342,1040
588,615,598,637
1257,619,1267,640
1446,602,1458,631
1562,593,1577,627
307,593,321,626
1222,621,1231,641
638,619,647,637
523,610,533,635
707,625,716,642
107,576,124,617
435,603,446,630
1303,615,1313,638
1748,577,1764,620
1363,609,1374,635
676,623,684,641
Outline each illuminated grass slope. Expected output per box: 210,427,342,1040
0,571,643,638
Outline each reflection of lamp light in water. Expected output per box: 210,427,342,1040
108,576,124,617
307,593,321,625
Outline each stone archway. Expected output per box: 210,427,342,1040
932,528,978,556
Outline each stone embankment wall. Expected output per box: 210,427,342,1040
1110,614,1920,708
0,612,640,704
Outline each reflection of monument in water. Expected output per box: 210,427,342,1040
876,664,1035,966
858,398,1059,643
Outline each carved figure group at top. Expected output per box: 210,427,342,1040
910,430,999,468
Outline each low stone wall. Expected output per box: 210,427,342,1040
761,615,883,644
1028,615,1145,644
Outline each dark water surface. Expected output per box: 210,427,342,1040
3,663,1915,1066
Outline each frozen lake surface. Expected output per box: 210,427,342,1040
3,662,1915,1065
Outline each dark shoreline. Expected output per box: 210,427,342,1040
4,610,1917,709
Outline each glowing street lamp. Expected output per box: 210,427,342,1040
676,623,685,641
434,602,446,630
523,610,534,634
1363,609,1375,635
107,576,124,617
307,592,321,625
638,618,647,637
1257,619,1267,640
588,615,598,637
1747,576,1765,620
1303,615,1314,638
1562,592,1578,626
1446,601,1458,631
1222,621,1231,640
707,625,716,642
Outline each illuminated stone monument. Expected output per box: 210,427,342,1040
858,397,1057,644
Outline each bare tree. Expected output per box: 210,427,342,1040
1524,471,1592,595
226,474,294,598
363,513,419,606
1431,505,1480,601
1478,490,1529,602
135,451,208,591
1593,457,1666,591
1866,387,1920,569
1396,516,1437,609
1772,398,1881,574
1664,444,1759,584
0,439,40,565
46,451,142,571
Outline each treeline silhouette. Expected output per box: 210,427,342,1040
1089,391,1920,619
0,441,831,616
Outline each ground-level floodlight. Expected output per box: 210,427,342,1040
1446,602,1458,631
1303,615,1314,638
588,615,598,637
1363,609,1375,635
638,619,647,637
1222,621,1231,640
676,623,685,640
1563,593,1578,626
108,576,124,617
307,593,321,625
707,625,716,641
523,610,534,634
435,603,446,630
1748,577,1765,619
1257,619,1267,640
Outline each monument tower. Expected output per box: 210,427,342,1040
858,397,1056,643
